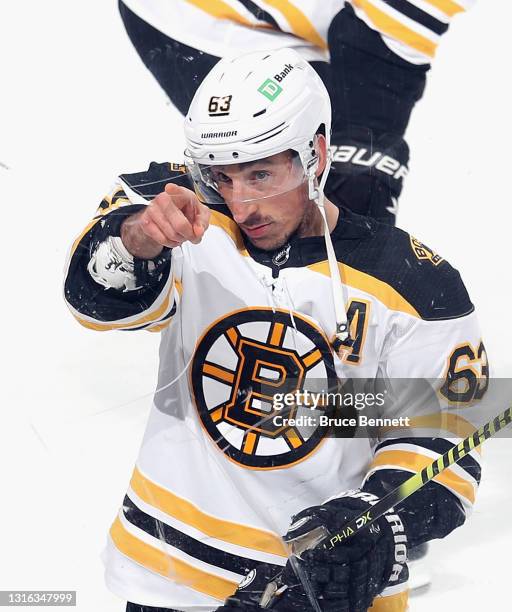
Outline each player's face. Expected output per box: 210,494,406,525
211,152,312,250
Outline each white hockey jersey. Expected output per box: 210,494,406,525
121,0,476,64
64,163,485,611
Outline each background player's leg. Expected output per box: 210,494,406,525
118,0,219,114
324,4,429,224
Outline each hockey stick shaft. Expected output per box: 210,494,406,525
325,405,512,550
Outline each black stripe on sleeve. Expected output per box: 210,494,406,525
122,495,283,576
120,302,176,331
236,0,282,30
381,0,449,35
375,437,481,484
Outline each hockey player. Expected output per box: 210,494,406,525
64,49,485,612
118,0,478,587
118,0,475,224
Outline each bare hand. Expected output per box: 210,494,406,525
121,183,210,258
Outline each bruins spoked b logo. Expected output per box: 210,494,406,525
191,308,337,469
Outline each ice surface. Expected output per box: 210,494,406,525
1,1,511,610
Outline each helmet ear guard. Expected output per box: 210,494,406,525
308,167,319,202
302,133,331,204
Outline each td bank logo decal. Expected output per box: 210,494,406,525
258,78,282,101
191,308,337,469
257,63,294,101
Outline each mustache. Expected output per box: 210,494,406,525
241,214,273,228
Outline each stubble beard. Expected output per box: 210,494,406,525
296,200,323,239
243,201,321,252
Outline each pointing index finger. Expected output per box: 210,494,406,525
164,182,196,210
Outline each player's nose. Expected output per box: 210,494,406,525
229,180,258,223
230,200,258,225
230,178,254,203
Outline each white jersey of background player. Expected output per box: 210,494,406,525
64,48,485,612
118,0,475,226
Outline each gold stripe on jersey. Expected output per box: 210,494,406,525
110,517,238,600
261,0,327,49
308,261,420,318
96,188,131,217
148,321,173,332
130,467,289,557
146,278,182,332
370,449,476,504
70,184,131,257
185,0,272,29
151,277,182,330
423,0,466,18
352,0,437,58
377,413,482,455
369,589,409,611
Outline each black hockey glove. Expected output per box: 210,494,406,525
215,490,407,612
264,490,408,612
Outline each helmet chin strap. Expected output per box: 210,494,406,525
308,156,349,345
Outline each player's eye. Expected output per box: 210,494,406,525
251,170,270,181
213,171,232,184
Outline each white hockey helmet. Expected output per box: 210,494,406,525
183,48,332,204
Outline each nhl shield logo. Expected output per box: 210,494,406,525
190,307,338,469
